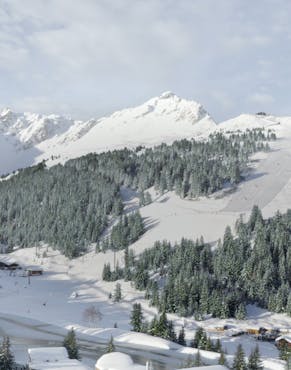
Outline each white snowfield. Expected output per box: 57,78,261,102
0,96,291,370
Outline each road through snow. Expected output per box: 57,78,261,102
0,313,178,369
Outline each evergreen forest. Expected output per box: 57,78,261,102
0,129,274,257
103,206,291,318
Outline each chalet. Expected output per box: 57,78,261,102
275,335,291,349
28,347,89,369
0,255,20,270
25,266,43,276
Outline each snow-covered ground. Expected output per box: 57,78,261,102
1,135,291,368
1,99,291,369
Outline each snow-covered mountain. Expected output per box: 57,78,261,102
1,92,291,176
219,113,282,131
0,108,77,148
0,92,216,174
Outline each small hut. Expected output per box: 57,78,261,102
275,335,291,349
0,256,20,270
25,266,43,276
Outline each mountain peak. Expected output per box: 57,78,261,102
159,91,176,99
0,107,13,118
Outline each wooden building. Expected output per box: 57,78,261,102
0,256,20,270
25,266,43,276
275,335,291,349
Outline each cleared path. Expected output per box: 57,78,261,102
224,144,291,213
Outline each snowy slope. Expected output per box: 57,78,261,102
0,92,216,174
218,113,281,131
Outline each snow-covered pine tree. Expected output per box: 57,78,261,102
113,283,122,302
63,328,80,360
130,303,144,332
232,344,247,370
0,336,14,370
248,345,263,370
177,326,186,346
106,335,115,353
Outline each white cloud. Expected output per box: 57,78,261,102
12,96,70,115
0,0,290,120
211,91,234,110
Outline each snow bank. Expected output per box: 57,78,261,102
95,352,144,370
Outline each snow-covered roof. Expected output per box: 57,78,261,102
28,360,89,369
28,347,89,370
28,347,69,362
0,255,18,265
275,335,291,344
25,265,43,271
95,352,144,370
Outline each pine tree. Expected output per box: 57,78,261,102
248,345,263,370
219,350,228,366
177,326,186,346
232,344,247,370
63,328,80,360
157,311,170,338
235,304,246,320
168,320,177,343
205,337,213,351
113,283,122,302
194,350,203,366
190,327,204,348
214,339,222,353
199,331,208,350
130,303,144,332
0,336,14,370
106,335,115,353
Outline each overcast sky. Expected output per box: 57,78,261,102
1,0,291,121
